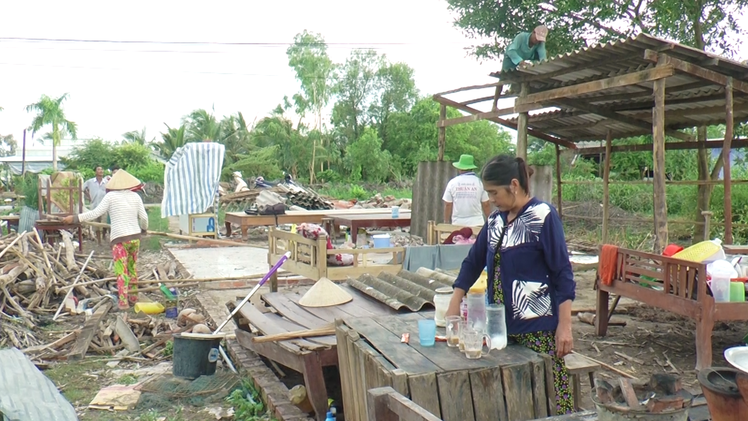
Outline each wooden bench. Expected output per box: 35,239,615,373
564,353,600,411
426,221,482,245
596,247,748,370
267,227,404,288
0,215,19,232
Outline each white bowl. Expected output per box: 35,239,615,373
724,346,748,374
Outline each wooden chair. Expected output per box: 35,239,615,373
35,174,84,252
564,353,600,411
426,221,482,245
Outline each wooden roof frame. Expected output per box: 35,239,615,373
432,35,748,251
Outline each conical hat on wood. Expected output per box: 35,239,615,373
298,278,352,308
106,169,142,191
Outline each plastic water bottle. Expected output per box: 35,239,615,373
325,411,335,421
391,206,399,218
486,304,508,350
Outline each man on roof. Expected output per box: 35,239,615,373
502,25,549,73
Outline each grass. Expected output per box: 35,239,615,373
143,207,169,251
45,360,109,408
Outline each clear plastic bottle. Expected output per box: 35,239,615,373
467,292,487,332
672,239,725,263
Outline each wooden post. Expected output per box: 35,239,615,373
555,144,563,219
724,78,734,244
516,83,529,160
652,73,668,254
437,105,446,161
602,130,613,244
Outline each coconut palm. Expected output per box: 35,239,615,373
122,127,153,145
154,123,187,159
183,109,229,143
26,93,78,170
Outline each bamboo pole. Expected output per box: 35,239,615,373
80,220,245,247
516,83,529,161
252,325,335,343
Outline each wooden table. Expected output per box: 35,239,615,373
0,215,19,232
224,209,411,239
337,312,555,421
331,214,411,242
232,284,396,421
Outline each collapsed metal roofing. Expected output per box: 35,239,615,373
346,270,453,312
434,34,748,143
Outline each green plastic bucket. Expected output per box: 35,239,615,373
172,333,222,379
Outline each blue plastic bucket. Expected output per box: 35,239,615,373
372,234,390,248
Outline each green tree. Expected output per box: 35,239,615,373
0,134,17,158
155,123,187,159
344,127,393,182
184,109,228,143
369,62,419,141
383,98,514,176
331,49,384,145
219,112,253,170
287,30,335,180
25,93,78,170
122,127,153,145
62,138,115,170
251,106,312,180
446,0,748,60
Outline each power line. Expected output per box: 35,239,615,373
0,36,476,47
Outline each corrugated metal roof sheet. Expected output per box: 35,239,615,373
346,270,452,312
438,34,748,143
411,161,457,238
0,348,79,421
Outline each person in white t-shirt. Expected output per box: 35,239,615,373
443,154,490,226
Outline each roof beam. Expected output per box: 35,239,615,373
433,95,577,149
644,50,748,95
434,82,506,97
436,108,516,128
552,99,695,141
577,138,748,155
461,95,495,106
514,66,675,113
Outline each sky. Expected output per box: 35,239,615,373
1,1,746,148
0,0,503,145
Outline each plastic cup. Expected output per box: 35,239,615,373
418,319,436,347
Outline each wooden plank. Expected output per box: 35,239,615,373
390,368,410,398
347,329,367,421
724,78,734,244
437,371,475,421
501,363,534,421
235,301,323,352
335,322,356,421
366,387,399,421
432,95,577,149
517,84,529,160
372,313,532,370
235,329,306,372
262,292,331,328
531,358,549,419
514,66,674,108
576,138,748,155
67,301,112,360
541,354,558,416
345,317,440,374
438,105,446,160
408,373,441,419
470,367,507,421
555,145,563,219
643,50,748,95
601,130,612,244
436,108,514,128
434,81,504,96
652,66,668,254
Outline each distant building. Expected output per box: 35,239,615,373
0,138,88,174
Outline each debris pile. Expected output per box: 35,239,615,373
219,183,333,211
595,374,693,415
354,193,412,210
0,230,209,364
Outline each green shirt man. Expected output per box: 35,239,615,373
501,25,548,72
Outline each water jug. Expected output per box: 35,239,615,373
486,304,507,350
467,292,487,332
433,287,453,327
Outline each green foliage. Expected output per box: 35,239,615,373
163,340,173,357
129,161,165,184
62,139,159,182
286,30,334,127
446,0,748,60
229,146,283,181
344,127,393,182
227,380,266,421
14,173,39,209
117,374,138,385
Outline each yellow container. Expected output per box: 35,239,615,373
470,269,488,294
134,302,165,315
672,239,724,263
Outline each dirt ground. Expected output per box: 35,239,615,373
571,269,746,409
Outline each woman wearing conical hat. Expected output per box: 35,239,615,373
63,170,148,310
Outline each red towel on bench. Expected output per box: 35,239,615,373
599,244,619,286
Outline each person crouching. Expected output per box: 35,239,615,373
63,170,148,310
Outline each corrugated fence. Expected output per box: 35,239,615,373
411,161,457,238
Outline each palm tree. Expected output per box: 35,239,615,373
155,123,187,159
122,127,153,145
183,109,229,143
26,93,78,171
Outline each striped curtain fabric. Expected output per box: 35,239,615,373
161,142,225,218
